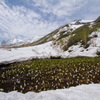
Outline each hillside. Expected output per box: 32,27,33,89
34,18,100,50
32,19,92,46
0,17,100,63
0,17,100,100
32,17,100,57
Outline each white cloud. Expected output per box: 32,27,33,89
0,0,100,42
0,0,59,41
32,0,87,17
81,0,100,20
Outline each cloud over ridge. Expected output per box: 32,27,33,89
0,0,100,42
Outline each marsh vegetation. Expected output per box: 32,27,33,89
0,57,100,93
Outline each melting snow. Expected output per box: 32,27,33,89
0,41,61,63
0,22,100,64
63,29,100,58
0,84,100,100
89,29,100,47
0,30,100,63
80,20,94,23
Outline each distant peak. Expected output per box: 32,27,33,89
70,19,93,25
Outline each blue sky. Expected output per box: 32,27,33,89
0,0,100,43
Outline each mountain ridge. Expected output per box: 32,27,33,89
0,19,93,47
0,17,100,64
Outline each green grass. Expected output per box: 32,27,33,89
63,23,100,51
67,25,90,49
0,57,100,93
57,32,70,40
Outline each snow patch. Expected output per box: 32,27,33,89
0,84,100,100
0,41,62,63
1,36,42,46
80,20,94,23
70,24,83,31
89,29,100,47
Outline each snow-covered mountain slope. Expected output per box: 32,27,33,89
1,36,42,47
62,29,100,58
0,30,99,63
0,17,100,63
0,84,100,100
0,41,63,63
33,19,93,46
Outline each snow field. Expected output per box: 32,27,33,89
0,84,100,100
